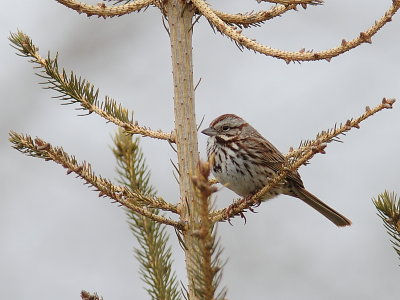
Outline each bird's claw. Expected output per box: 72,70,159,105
226,204,234,225
224,194,259,225
248,206,257,213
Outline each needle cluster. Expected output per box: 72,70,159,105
373,191,400,262
113,129,181,300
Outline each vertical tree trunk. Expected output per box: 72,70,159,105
165,1,200,299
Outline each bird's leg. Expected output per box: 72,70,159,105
225,194,257,224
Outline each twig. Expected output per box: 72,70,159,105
287,98,396,161
373,191,400,260
9,132,183,229
9,31,175,143
55,0,155,18
262,0,323,6
192,0,400,62
81,290,103,300
213,5,295,28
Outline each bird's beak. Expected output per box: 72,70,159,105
201,127,218,137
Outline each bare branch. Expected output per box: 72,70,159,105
192,0,400,62
55,0,155,18
212,5,294,28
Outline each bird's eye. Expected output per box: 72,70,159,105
222,125,229,131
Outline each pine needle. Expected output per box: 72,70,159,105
112,128,181,300
373,191,400,263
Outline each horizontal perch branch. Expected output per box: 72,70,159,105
210,98,396,223
287,98,396,161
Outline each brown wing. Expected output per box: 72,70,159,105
242,128,305,188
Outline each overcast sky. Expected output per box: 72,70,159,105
1,0,399,299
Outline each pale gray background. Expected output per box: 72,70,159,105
1,0,399,299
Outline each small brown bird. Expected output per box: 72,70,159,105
202,114,351,227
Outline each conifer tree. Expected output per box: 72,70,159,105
9,0,399,299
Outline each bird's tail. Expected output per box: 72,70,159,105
294,188,352,227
